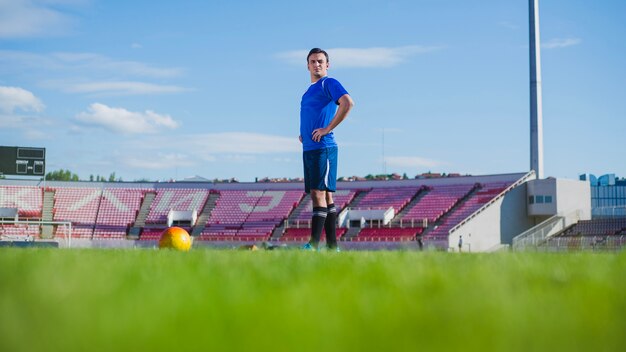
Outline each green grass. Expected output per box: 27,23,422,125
1,248,625,352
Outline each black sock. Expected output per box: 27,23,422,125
325,203,337,248
310,207,327,247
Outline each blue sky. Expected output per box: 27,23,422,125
0,0,624,182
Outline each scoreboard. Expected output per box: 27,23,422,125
0,146,46,177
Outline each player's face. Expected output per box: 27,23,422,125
307,53,329,79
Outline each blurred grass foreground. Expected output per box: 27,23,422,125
1,248,625,352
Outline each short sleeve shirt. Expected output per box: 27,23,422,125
300,77,349,151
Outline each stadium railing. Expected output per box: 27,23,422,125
512,209,583,251
542,235,626,252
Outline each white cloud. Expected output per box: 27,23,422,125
0,86,52,140
75,103,180,134
105,132,299,173
0,113,50,130
542,38,581,49
0,86,45,113
0,113,26,128
51,52,184,78
0,51,187,97
0,116,55,143
0,50,184,78
22,128,49,140
277,45,443,68
385,156,445,169
63,81,189,95
0,0,81,38
121,153,196,170
188,132,301,154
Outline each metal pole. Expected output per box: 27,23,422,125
530,0,544,179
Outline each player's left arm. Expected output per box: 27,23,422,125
312,94,354,142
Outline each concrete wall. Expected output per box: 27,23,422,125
454,178,591,252
527,178,557,216
449,182,536,252
500,184,537,244
556,179,591,220
527,178,591,220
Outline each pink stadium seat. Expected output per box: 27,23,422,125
93,188,149,239
139,227,192,241
139,228,165,240
52,187,102,239
199,190,304,241
294,189,356,221
428,182,511,237
560,218,626,237
355,227,422,242
280,227,347,242
402,184,476,223
0,223,39,237
146,188,210,224
0,185,42,218
53,186,150,239
355,187,421,213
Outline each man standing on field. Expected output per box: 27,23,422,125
299,48,354,251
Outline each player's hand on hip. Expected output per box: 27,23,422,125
312,127,329,142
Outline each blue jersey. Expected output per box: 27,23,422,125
300,77,349,151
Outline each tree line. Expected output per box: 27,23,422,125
45,169,123,182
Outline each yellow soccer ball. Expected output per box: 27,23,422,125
158,227,192,251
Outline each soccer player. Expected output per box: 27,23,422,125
299,48,354,251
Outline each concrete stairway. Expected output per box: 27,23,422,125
40,189,55,239
341,226,361,240
420,184,481,238
190,192,220,237
390,187,429,227
128,191,156,239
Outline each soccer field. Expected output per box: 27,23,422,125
1,248,625,352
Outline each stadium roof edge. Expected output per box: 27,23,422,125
0,172,531,190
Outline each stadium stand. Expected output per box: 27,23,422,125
145,188,210,224
7,172,615,251
541,218,626,251
0,180,520,246
93,188,149,239
52,187,102,239
0,186,43,240
353,187,421,213
354,227,422,242
558,218,626,237
289,189,357,225
427,182,512,237
139,227,192,241
343,187,425,241
280,189,357,242
0,223,39,237
199,190,304,241
0,185,42,218
280,227,347,242
401,184,476,224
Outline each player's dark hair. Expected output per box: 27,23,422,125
307,48,329,63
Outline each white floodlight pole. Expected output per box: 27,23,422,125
529,0,544,179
